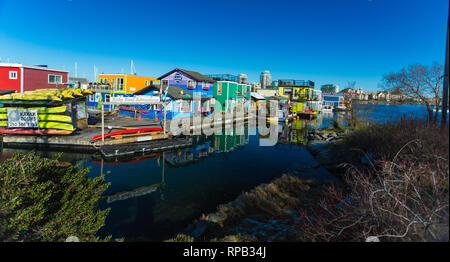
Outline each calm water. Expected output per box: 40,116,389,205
0,104,438,241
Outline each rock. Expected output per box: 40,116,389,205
65,236,80,242
314,134,322,140
366,236,380,242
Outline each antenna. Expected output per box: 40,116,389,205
131,60,136,75
93,65,98,82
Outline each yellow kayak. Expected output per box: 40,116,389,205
0,106,66,114
0,113,72,123
0,121,74,131
0,93,63,102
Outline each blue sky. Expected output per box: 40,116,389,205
0,0,448,91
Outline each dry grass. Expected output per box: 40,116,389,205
298,119,449,242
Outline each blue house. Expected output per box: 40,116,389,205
116,84,196,120
158,69,215,114
322,92,344,108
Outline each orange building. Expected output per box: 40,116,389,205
97,74,158,94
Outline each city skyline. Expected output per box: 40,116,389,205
0,0,448,92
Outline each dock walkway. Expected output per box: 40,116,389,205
1,113,255,156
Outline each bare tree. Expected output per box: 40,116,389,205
382,63,444,123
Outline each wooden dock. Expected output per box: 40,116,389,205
1,113,255,157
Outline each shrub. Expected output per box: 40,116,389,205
298,120,449,242
0,152,110,242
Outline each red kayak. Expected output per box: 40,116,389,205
91,127,164,142
0,128,73,135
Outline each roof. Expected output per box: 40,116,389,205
98,73,158,80
158,68,215,83
133,85,160,95
250,92,266,100
166,85,194,100
0,89,16,96
0,63,69,73
69,77,88,84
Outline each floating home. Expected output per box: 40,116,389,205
322,92,344,109
115,84,196,120
0,63,69,93
207,74,251,113
265,96,292,122
158,69,215,114
87,73,158,111
277,80,320,117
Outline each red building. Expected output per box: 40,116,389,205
0,63,69,93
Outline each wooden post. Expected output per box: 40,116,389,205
101,103,105,142
163,102,167,137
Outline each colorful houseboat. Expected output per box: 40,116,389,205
207,74,251,113
87,73,158,111
158,69,215,115
277,80,319,118
265,96,292,122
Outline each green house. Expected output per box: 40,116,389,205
213,81,251,113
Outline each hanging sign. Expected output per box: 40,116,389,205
7,109,39,128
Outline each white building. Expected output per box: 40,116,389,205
321,84,339,93
238,73,248,84
260,70,271,89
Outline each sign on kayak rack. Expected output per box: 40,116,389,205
7,109,39,128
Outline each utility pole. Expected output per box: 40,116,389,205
441,6,449,127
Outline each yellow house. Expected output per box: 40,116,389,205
97,74,158,94
277,80,317,114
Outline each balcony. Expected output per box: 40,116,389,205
206,74,238,82
277,80,315,88
88,83,124,92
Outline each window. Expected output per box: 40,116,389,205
48,74,63,84
283,88,292,96
145,80,149,86
89,95,94,102
187,80,195,90
181,101,191,112
116,78,124,91
105,94,111,102
203,82,209,90
9,71,17,79
217,83,222,95
162,79,169,89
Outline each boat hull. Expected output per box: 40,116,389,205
91,127,164,141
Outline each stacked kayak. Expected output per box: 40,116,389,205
0,88,92,101
0,105,75,133
0,88,92,135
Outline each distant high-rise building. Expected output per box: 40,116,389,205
321,84,339,93
238,73,248,84
260,70,271,89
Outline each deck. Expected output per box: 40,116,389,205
1,113,255,156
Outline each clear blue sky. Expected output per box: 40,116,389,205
0,0,448,91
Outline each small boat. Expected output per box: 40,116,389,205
0,128,73,135
91,127,164,142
